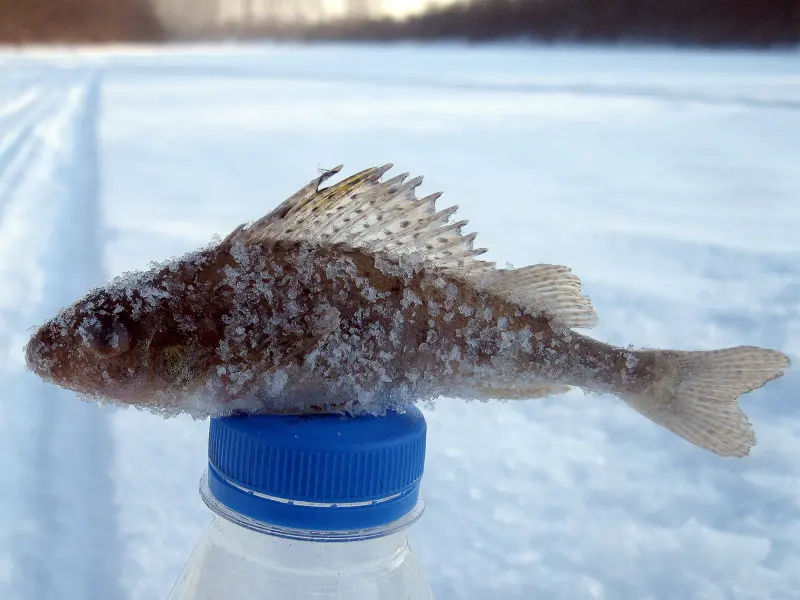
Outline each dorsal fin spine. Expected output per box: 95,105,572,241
242,165,599,330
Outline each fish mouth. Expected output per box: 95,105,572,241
25,330,52,379
24,323,66,384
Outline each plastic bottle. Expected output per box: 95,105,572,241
167,405,433,600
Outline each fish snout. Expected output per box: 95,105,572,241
25,327,56,380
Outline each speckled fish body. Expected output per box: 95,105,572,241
25,165,790,458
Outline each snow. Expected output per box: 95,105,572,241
1,42,799,599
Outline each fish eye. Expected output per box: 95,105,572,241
79,316,131,356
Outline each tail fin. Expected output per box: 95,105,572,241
621,346,790,457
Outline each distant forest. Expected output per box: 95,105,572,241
0,0,798,47
0,0,165,43
301,0,800,47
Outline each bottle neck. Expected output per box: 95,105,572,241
200,470,426,543
209,514,413,572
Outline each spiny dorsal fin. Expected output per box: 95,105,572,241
237,165,598,330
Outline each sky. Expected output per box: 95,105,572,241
215,0,457,23
369,0,456,17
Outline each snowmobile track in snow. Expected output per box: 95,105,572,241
0,72,123,600
0,76,75,225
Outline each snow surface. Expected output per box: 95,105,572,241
1,42,799,600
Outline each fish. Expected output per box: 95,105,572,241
24,164,790,458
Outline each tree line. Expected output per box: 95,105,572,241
1,0,797,47
302,0,800,48
0,0,165,43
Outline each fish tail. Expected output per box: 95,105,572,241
620,346,790,457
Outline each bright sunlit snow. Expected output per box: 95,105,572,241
0,43,799,600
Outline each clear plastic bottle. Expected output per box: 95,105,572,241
168,406,433,600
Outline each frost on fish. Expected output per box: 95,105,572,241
25,164,791,458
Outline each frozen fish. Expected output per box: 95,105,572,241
25,165,790,457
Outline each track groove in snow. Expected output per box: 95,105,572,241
0,87,41,125
0,79,75,225
0,72,121,600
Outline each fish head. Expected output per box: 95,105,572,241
24,274,196,404
25,286,149,401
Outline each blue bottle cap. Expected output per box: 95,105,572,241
205,406,427,533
